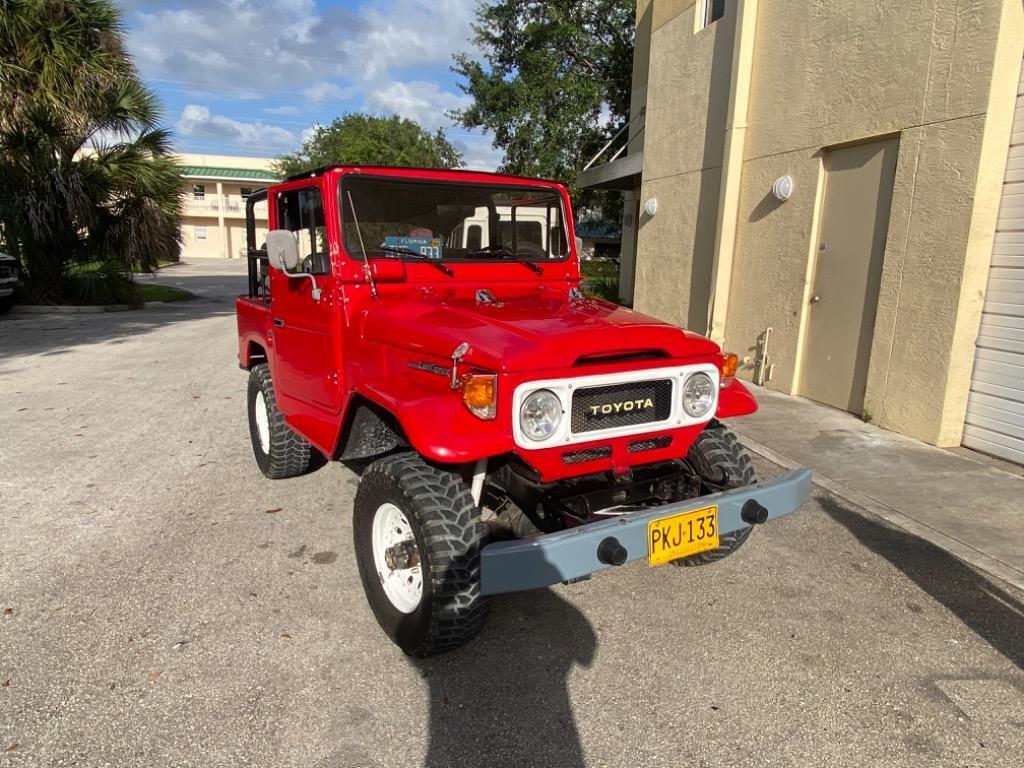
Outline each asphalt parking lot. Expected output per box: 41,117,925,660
1,261,1022,767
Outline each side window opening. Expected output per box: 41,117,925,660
549,225,563,257
277,187,329,275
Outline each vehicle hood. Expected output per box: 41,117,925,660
360,289,719,372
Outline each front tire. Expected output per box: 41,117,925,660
247,363,322,479
353,453,490,657
671,424,756,567
0,295,13,316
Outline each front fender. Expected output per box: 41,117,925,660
716,378,758,419
354,373,511,464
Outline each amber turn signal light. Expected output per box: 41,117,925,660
721,352,739,387
461,374,497,420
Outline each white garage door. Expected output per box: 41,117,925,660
963,58,1024,464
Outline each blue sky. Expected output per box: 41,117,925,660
119,0,503,169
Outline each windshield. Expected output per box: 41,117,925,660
339,177,568,263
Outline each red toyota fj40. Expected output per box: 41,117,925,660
236,166,811,656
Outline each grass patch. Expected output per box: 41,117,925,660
581,259,618,281
140,283,194,303
580,258,621,303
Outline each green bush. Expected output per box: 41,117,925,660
62,262,142,308
584,274,622,303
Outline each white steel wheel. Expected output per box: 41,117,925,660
371,502,423,613
254,390,271,454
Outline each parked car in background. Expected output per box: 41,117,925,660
0,252,20,315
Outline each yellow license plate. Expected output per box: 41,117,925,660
648,505,719,566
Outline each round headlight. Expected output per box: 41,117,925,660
682,372,716,418
520,389,562,442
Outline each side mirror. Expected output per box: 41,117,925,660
266,230,300,272
265,229,322,302
574,236,583,256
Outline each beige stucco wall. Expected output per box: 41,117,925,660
633,0,1024,446
181,216,223,259
634,2,734,333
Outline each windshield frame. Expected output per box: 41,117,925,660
336,174,573,265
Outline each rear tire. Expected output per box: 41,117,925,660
247,363,323,479
0,296,13,316
353,453,490,657
671,425,756,567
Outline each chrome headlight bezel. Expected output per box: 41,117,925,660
519,389,563,442
681,372,716,418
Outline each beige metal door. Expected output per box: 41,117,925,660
800,138,899,414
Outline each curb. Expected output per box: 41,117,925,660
11,304,131,314
736,429,1024,593
10,302,171,315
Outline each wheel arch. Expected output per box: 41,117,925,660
333,394,409,462
239,337,269,370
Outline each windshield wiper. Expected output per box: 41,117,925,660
371,246,454,276
466,247,543,275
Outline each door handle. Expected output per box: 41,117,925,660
273,318,286,328
810,295,821,304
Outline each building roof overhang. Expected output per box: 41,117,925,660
577,152,643,191
180,166,280,183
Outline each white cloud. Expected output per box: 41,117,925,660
262,105,300,116
128,0,477,95
303,81,347,103
175,105,297,150
300,124,322,144
127,1,484,153
365,81,471,132
452,133,505,172
339,0,478,81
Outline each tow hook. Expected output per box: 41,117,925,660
741,499,769,525
597,536,628,566
384,540,420,571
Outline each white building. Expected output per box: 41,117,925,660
176,154,279,260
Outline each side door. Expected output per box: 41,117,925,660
268,184,342,412
799,138,898,414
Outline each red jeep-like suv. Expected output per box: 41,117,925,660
236,165,811,656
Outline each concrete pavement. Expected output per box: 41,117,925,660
733,387,1024,592
1,259,1022,767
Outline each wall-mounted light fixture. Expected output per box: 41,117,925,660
644,198,658,217
772,175,794,202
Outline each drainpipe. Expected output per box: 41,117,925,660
706,0,760,343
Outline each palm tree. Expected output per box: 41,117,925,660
0,0,182,305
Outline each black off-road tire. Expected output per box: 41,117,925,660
671,425,756,567
0,295,13,316
353,453,490,657
247,363,323,479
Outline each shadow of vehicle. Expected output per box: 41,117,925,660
412,588,596,768
818,493,1024,670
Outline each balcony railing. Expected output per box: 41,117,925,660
184,197,247,214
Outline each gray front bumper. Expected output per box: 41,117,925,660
480,468,812,595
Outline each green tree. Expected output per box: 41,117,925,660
452,0,636,202
275,114,463,177
0,0,182,305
